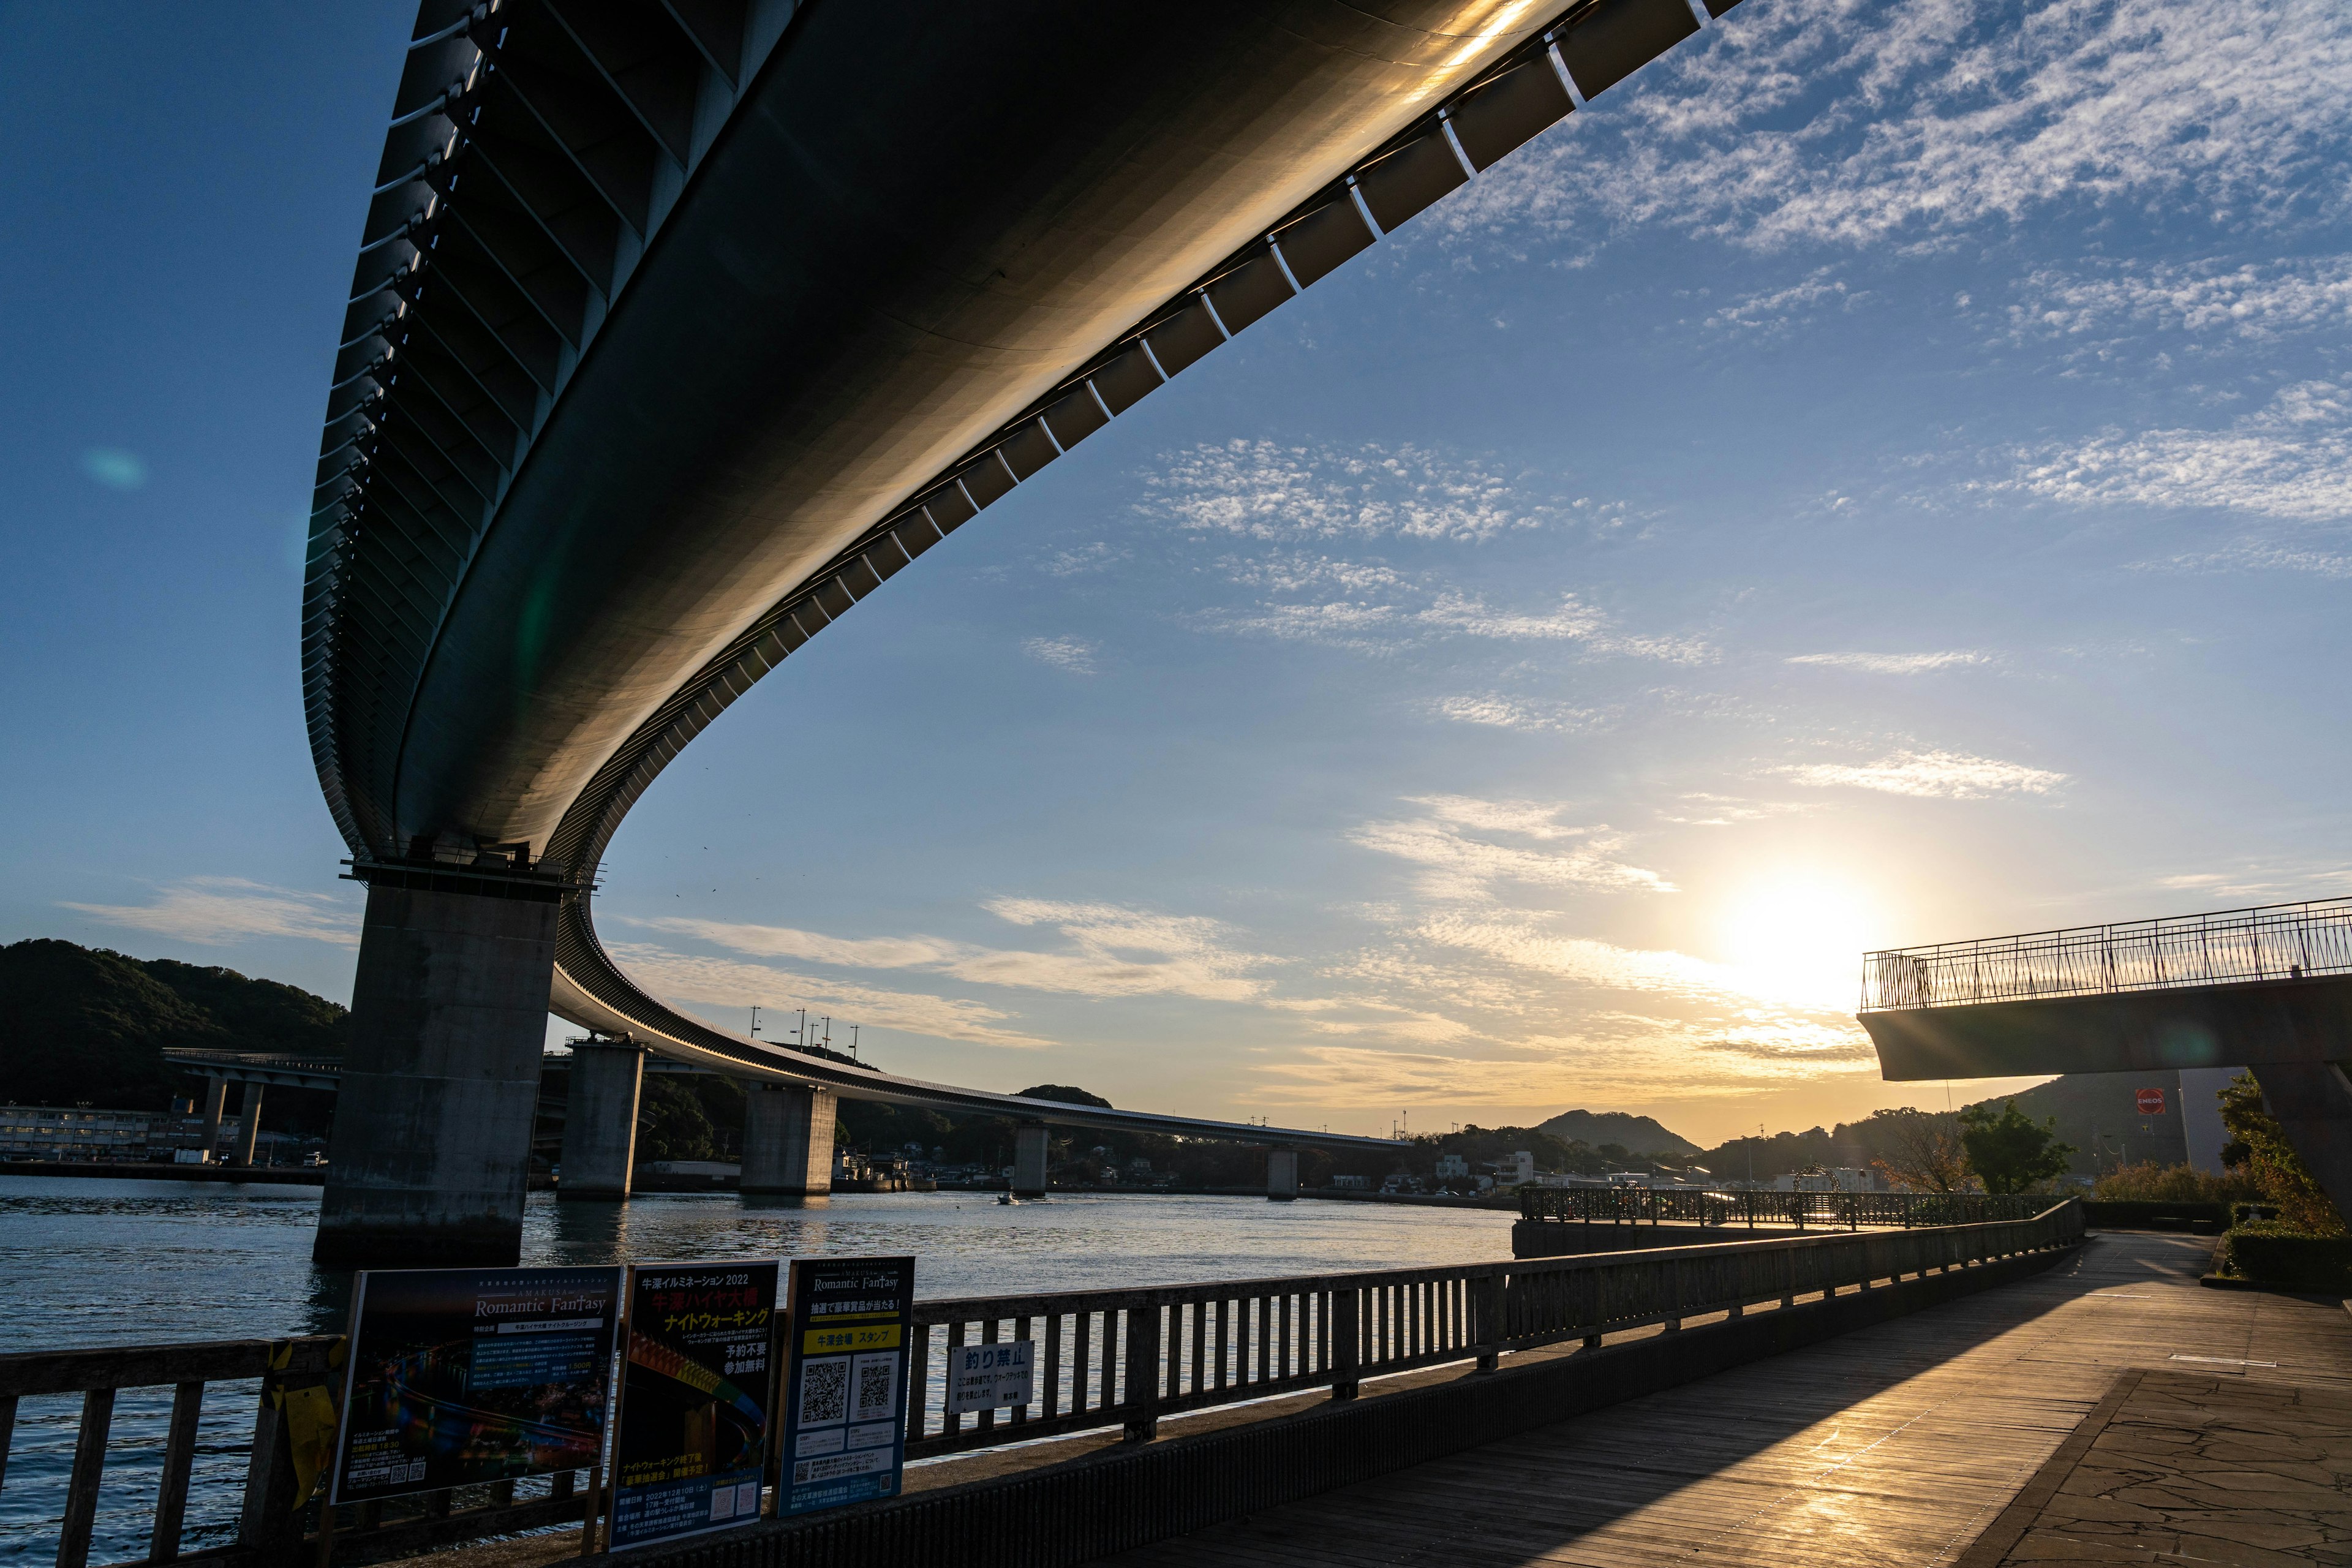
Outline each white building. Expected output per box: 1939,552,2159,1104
1502,1150,1535,1185
0,1106,158,1162
1434,1153,1469,1178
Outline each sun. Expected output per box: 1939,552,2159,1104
1716,875,1879,1009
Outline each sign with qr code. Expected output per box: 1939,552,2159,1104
780,1256,914,1517
606,1261,782,1549
946,1340,1035,1413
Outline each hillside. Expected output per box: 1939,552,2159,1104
0,938,349,1117
1533,1108,1700,1158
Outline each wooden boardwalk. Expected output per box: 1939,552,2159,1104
1094,1233,2352,1567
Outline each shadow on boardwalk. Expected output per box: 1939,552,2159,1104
1096,1234,2347,1568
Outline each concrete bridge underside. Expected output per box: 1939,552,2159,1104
305,0,1736,1263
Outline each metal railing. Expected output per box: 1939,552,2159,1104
1515,1187,2048,1229
900,1201,2084,1458
6,1204,2084,1564
1859,897,2352,1012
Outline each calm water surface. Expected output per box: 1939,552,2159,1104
1,1177,1513,1561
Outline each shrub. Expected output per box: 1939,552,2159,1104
2092,1160,2263,1204
2217,1221,2352,1294
2217,1073,2345,1235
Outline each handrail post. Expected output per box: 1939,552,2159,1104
239,1338,339,1566
1472,1273,1504,1371
58,1388,115,1568
1330,1286,1361,1400
1121,1305,1162,1442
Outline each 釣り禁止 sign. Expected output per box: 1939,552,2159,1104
945,1341,1033,1414
608,1261,781,1548
778,1256,914,1516
329,1267,622,1505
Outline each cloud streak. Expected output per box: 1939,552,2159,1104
65,878,360,948
1780,749,2067,799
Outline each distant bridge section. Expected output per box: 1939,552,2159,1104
1857,897,2352,1226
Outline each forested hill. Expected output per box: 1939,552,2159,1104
0,938,349,1113
1533,1109,1700,1158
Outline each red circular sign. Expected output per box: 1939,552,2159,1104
2136,1088,2166,1115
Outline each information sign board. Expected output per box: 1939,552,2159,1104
608,1261,782,1549
946,1340,1033,1414
778,1256,914,1516
329,1267,622,1505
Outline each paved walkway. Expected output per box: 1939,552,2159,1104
1095,1234,2352,1567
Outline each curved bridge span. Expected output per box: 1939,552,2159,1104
306,0,1735,1262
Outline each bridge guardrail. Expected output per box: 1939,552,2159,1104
3,1202,2084,1564
1859,895,2352,1011
1515,1186,2049,1229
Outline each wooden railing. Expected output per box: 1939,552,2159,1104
5,1203,2082,1565
0,1336,583,1568
902,1200,2084,1458
1515,1186,2051,1229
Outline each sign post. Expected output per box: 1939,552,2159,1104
328,1267,623,1508
607,1261,782,1550
777,1256,914,1516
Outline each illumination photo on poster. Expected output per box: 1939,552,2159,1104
328,1267,622,1505
609,1261,781,1549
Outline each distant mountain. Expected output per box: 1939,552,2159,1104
0,938,348,1115
1017,1084,1113,1109
1534,1108,1700,1158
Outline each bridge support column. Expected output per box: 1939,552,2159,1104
200,1077,227,1162
558,1041,645,1200
742,1085,834,1196
1266,1147,1298,1200
2179,1066,2239,1175
313,864,564,1268
1012,1125,1049,1197
2252,1061,2352,1228
232,1085,265,1166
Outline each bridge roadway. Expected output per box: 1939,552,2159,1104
303,0,1740,1264
1856,896,2352,1228
1087,1231,2352,1567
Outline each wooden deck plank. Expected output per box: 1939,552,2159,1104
1093,1234,2352,1567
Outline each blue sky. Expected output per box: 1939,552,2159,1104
6,0,2349,1146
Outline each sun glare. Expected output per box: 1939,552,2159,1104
1717,875,1879,1009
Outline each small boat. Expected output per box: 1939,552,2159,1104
997,1194,1016,1205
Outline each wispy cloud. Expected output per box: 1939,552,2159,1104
2010,256,2352,342
1439,0,2352,255
1427,693,1608,734
1348,796,1675,900
1023,636,1098,674
1197,584,1710,662
1704,267,1864,333
1144,440,1551,543
634,899,1272,1004
603,943,1051,1050
1780,748,2067,799
1787,650,1989,674
2132,537,2352,580
2000,381,2352,522
64,878,360,948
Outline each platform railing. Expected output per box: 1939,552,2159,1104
1514,1186,2049,1229
900,1200,2084,1458
1859,896,2352,1012
4,1202,2084,1564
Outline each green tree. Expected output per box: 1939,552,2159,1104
2217,1071,2344,1235
1958,1099,2074,1194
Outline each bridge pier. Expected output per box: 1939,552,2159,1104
200,1077,227,1161
1012,1125,1049,1197
2252,1061,2352,1227
742,1085,835,1196
232,1084,264,1166
1266,1148,1298,1200
312,864,564,1268
557,1040,645,1200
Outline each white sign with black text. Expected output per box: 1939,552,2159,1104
946,1340,1035,1414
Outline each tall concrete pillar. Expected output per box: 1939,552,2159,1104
232,1084,266,1166
200,1077,228,1162
2178,1066,2240,1175
558,1041,645,1200
1012,1125,1049,1197
2251,1061,2352,1228
313,864,564,1268
741,1085,835,1196
1266,1147,1298,1200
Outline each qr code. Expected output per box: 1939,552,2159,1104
801,1358,850,1425
852,1354,896,1422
